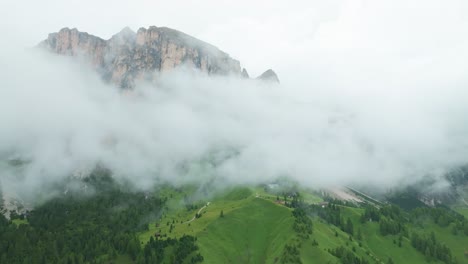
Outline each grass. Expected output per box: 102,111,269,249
139,186,257,243
452,204,468,218
359,220,430,263
11,219,28,226
411,221,468,262
196,198,295,263
139,185,466,264
337,206,433,264
302,220,343,263
140,186,298,263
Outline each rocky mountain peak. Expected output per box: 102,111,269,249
39,26,278,88
109,27,136,44
118,26,135,36
256,69,280,83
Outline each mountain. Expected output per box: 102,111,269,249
256,68,280,83
39,26,279,88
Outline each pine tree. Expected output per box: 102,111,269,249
346,218,354,235
357,228,362,240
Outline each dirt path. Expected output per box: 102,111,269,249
185,202,210,224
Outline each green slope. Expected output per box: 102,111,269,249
412,221,468,262
138,186,468,264
339,207,432,264
196,198,295,263
141,186,343,263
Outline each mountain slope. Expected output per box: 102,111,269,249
196,198,294,263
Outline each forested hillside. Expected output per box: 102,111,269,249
1,180,468,264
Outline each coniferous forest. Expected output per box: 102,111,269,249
0,172,203,264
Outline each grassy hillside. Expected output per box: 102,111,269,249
174,188,468,263
137,185,468,264
4,179,468,264
339,207,432,264
412,221,468,262
196,198,294,263
140,186,333,263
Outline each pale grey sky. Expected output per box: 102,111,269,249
2,0,467,80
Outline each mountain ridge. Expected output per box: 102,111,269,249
39,26,279,88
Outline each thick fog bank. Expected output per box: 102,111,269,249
1,46,468,204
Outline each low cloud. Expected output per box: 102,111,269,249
1,43,468,204
1,0,468,204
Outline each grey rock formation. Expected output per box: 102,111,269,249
241,68,250,78
256,69,280,83
39,26,251,88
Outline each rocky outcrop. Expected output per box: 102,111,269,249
256,69,280,83
241,68,250,79
39,26,256,88
39,28,107,67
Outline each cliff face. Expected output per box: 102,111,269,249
39,26,246,88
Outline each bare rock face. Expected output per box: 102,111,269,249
256,69,280,83
39,28,107,67
241,68,250,79
39,26,249,88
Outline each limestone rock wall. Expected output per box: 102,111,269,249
39,26,243,88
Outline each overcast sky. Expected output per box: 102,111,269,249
1,0,467,80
